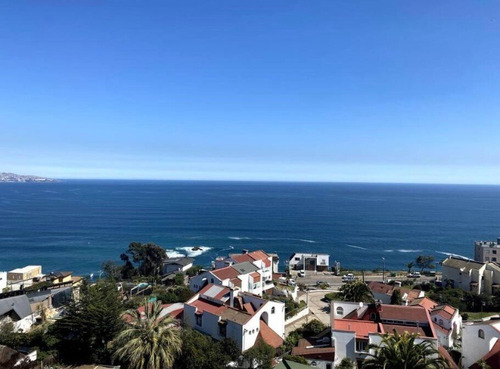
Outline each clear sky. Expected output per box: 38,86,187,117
1,1,499,183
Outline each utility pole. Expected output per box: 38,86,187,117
382,257,386,283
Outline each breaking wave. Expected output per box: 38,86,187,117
436,251,472,260
346,244,368,250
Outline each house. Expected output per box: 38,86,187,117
0,345,37,367
214,249,275,287
330,301,439,367
291,333,335,369
6,265,43,291
441,256,500,295
162,257,194,275
366,281,425,305
190,261,271,296
46,271,73,284
184,283,285,352
288,253,329,272
0,295,36,332
410,297,462,348
474,237,500,262
462,318,500,369
0,272,6,292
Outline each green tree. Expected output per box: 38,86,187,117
113,300,182,369
173,273,185,286
53,282,124,364
102,260,122,281
338,281,374,303
174,328,240,369
301,319,326,336
390,289,403,305
406,262,414,274
126,242,167,277
415,255,435,273
241,340,275,369
362,331,448,369
336,358,355,369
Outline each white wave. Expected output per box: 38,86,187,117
436,251,472,260
397,249,423,253
384,249,394,253
166,249,186,258
228,237,251,240
255,237,317,243
346,244,368,250
176,246,212,258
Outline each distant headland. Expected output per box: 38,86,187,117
0,172,57,183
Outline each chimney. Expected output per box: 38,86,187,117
229,289,234,308
242,249,249,254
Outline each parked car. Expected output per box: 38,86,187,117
316,280,330,287
298,270,305,277
342,273,356,282
288,278,297,286
407,272,421,278
278,276,287,284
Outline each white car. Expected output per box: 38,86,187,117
298,270,305,277
288,278,297,286
342,273,356,282
407,272,421,278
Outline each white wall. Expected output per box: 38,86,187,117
0,272,6,292
462,321,500,369
332,330,356,366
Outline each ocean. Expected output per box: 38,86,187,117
1,180,499,277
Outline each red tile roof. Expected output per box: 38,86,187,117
231,254,255,264
198,283,231,300
243,303,255,314
410,297,438,311
382,324,430,337
438,346,459,369
190,299,227,315
378,304,429,323
432,322,450,335
257,320,283,348
431,305,456,320
211,266,240,281
333,319,380,338
291,338,335,360
250,272,261,281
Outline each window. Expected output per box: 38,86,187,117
211,278,214,283
494,258,497,262
370,313,377,320
295,257,300,261
434,317,437,322
219,323,227,337
271,307,275,314
336,307,344,315
326,365,332,369
356,340,368,352
479,329,485,339
494,250,497,254
196,314,202,327
439,319,443,326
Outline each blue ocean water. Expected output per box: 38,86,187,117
1,180,499,276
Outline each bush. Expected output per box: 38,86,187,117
156,286,194,303
283,354,309,365
324,292,339,301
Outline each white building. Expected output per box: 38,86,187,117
330,302,440,368
0,272,7,292
475,238,500,262
289,253,330,272
410,297,462,348
462,318,500,369
0,295,36,332
442,256,500,295
6,265,43,291
190,260,273,296
162,257,194,275
214,250,275,285
184,283,285,352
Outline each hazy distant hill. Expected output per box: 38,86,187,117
0,172,56,183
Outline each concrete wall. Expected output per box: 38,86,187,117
285,307,309,326
462,321,500,369
332,330,356,366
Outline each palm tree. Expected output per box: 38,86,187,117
113,300,182,369
338,281,374,303
362,331,448,369
406,262,414,274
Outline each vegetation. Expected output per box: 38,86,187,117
186,265,204,277
242,340,275,369
125,241,167,277
113,300,182,369
283,319,326,352
283,354,309,365
324,292,339,301
336,358,355,369
362,331,448,369
174,328,240,369
390,289,402,305
338,281,374,303
53,282,124,364
415,255,435,273
156,286,194,303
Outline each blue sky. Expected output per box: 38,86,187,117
1,1,499,183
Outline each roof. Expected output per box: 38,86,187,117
431,305,456,320
291,337,335,360
432,322,451,335
333,319,380,338
163,257,194,266
211,266,240,281
382,324,430,337
190,299,227,315
257,320,283,348
250,272,261,281
410,297,438,311
377,304,430,324
0,345,25,366
48,271,72,278
8,265,41,274
231,261,259,275
367,281,395,295
248,250,272,267
198,284,230,301
274,359,313,369
438,346,459,369
0,295,32,319
230,254,255,264
442,257,484,272
220,306,253,325
470,339,500,369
